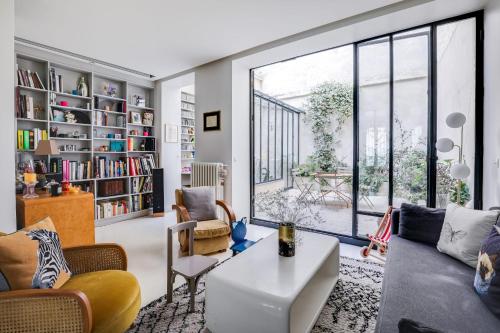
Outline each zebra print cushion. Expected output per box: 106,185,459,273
0,217,71,290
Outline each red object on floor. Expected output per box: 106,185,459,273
360,206,393,258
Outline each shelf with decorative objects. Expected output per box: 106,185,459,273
15,51,158,226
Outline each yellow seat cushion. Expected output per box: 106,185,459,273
194,220,230,240
61,270,140,333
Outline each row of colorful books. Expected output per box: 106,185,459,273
131,193,152,212
94,157,127,179
131,176,152,194
16,92,41,119
96,200,129,220
127,154,156,176
17,66,45,89
17,129,47,150
48,158,92,181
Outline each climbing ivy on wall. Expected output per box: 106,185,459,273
305,81,353,172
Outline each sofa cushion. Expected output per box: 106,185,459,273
474,225,500,318
0,217,71,290
194,220,230,240
182,187,218,221
376,236,500,333
437,204,499,267
61,270,141,333
399,203,445,245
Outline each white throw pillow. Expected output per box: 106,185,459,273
437,203,499,268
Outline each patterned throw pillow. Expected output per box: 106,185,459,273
437,204,499,268
474,225,500,318
0,217,71,290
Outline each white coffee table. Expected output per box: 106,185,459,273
205,230,339,333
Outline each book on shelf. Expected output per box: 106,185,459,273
93,111,126,127
49,68,65,93
131,193,152,212
50,157,63,174
131,176,152,194
16,65,45,90
127,154,156,176
17,128,48,150
62,160,92,181
94,156,127,178
16,91,39,119
97,199,129,220
98,179,125,197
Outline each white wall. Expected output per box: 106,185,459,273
195,61,234,204
231,61,251,217
483,0,500,209
0,0,16,232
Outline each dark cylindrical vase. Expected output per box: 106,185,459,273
279,222,295,257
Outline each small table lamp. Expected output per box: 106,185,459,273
35,139,60,156
22,140,60,199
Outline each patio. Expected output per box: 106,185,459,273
254,179,387,238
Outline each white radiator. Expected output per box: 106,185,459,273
191,162,226,218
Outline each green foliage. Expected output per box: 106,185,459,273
305,81,353,172
450,180,471,206
359,163,387,195
295,157,319,178
393,117,427,204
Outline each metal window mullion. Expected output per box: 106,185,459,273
389,36,394,207
428,25,437,207
259,97,263,184
352,43,360,238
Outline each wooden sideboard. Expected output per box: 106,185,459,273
16,192,95,248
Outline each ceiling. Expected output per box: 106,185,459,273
15,0,407,79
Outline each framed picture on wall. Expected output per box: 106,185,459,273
131,111,142,124
203,111,221,131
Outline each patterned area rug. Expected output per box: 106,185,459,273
128,256,384,333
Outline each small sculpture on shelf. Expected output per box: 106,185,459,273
77,77,88,97
143,112,154,126
103,83,117,97
65,111,77,124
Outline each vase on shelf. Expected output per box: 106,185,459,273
278,222,295,257
77,77,88,97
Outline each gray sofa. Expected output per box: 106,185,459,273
375,209,500,333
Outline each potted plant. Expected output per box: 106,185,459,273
255,189,324,257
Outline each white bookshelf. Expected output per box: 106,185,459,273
180,91,195,185
15,53,158,226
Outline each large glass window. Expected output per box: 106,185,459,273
393,28,430,207
251,13,482,243
436,18,476,208
253,92,300,186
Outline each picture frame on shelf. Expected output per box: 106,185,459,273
203,111,221,131
131,111,142,124
143,112,154,126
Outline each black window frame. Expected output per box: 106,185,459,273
253,90,302,186
250,10,484,246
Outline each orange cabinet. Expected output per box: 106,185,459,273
16,192,95,248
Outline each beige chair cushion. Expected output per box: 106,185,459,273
194,220,230,240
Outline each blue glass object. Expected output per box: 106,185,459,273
232,217,247,244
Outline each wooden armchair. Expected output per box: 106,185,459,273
0,244,140,333
172,189,236,255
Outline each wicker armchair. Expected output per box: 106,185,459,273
0,243,139,333
172,189,236,255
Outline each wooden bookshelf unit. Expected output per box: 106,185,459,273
15,52,158,226
181,91,195,186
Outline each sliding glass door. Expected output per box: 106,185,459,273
251,12,483,244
